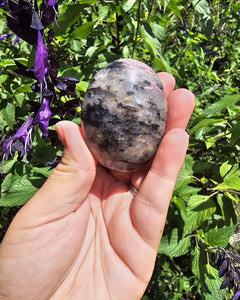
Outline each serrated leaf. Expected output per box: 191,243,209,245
1,158,16,174
174,154,194,191
140,21,162,58
149,22,165,41
191,247,200,278
187,195,210,209
2,102,15,128
204,225,236,247
193,0,211,19
200,264,226,300
0,174,43,206
158,228,191,257
0,112,8,130
183,199,216,236
214,164,240,191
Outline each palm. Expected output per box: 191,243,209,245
0,167,154,299
50,166,155,299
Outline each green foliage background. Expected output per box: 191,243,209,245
0,0,240,299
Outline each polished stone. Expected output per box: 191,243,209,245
81,58,167,172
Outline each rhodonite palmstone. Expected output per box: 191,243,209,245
81,58,167,172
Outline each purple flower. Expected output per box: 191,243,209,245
40,0,58,27
0,33,9,41
1,98,52,165
30,11,44,30
1,116,34,164
13,35,19,44
33,98,52,137
0,0,5,8
46,0,56,6
233,291,240,300
34,30,49,83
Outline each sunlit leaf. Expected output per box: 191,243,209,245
158,228,191,257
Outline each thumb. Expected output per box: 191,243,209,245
16,121,96,226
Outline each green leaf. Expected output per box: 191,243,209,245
167,0,184,21
200,264,226,300
219,161,232,178
174,154,194,191
158,228,191,257
13,83,32,95
230,121,240,145
0,112,8,130
1,158,17,174
183,200,216,236
149,22,165,41
0,74,8,84
190,118,225,133
203,94,240,117
0,59,15,66
191,247,200,278
140,21,162,58
214,164,240,191
31,167,51,178
71,21,95,39
154,56,172,73
122,0,137,12
79,0,96,3
2,102,15,128
163,0,171,11
187,195,210,209
76,81,89,92
0,174,43,206
204,225,236,247
193,0,211,19
54,4,85,36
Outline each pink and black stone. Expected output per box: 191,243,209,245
81,58,168,172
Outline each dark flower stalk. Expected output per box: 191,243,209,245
0,0,80,169
211,246,240,300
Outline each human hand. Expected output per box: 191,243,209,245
0,73,194,300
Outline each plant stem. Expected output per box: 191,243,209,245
132,0,142,58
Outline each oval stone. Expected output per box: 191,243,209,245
81,58,167,172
